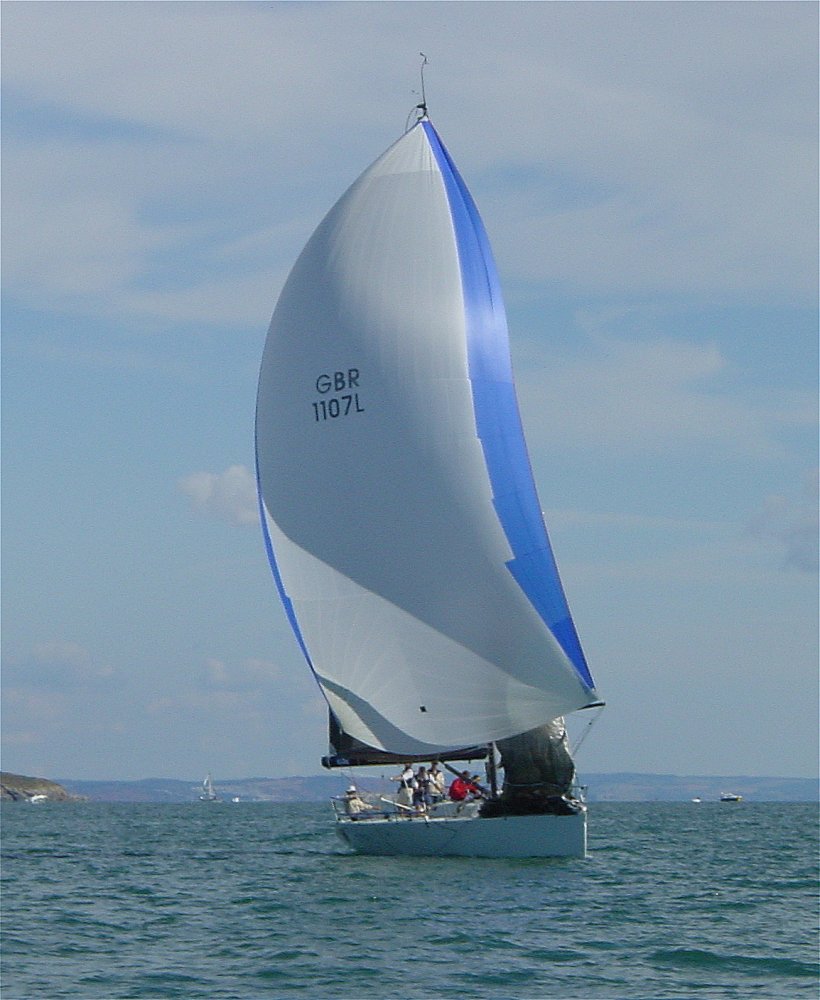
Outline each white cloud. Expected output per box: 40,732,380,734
177,465,257,527
1,3,408,146
4,641,116,689
201,657,279,692
2,134,288,327
517,332,796,459
2,2,816,782
0,728,39,747
748,471,819,573
2,1,815,329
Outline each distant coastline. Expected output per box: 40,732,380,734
1,772,85,803
28,771,819,804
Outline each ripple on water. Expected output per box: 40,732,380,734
1,801,817,1000
651,948,820,980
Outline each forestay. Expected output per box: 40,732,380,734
256,119,599,758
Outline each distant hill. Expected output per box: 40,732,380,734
52,771,818,804
56,774,355,804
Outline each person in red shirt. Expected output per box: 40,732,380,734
449,771,476,801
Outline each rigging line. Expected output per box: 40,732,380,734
572,705,604,756
341,765,359,793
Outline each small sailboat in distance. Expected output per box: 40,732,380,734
255,94,603,858
199,773,219,802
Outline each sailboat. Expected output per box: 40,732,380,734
255,105,602,858
199,773,219,802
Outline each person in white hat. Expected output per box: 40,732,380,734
343,785,371,816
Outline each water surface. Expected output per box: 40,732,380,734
2,801,817,998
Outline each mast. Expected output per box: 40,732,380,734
407,53,430,129
486,743,499,798
418,52,428,117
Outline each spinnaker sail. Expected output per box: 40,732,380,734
256,118,598,761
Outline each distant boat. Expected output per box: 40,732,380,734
691,797,702,803
255,103,603,858
199,773,219,802
720,792,743,802
28,794,48,804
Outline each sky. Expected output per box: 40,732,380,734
2,1,817,784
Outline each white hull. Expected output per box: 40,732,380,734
335,807,587,858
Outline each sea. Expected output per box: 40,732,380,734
1,801,817,1000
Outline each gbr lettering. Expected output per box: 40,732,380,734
312,368,365,422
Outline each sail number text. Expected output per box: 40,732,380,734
312,369,364,423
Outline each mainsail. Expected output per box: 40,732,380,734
256,118,599,761
200,773,218,801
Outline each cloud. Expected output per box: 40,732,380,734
2,1,815,334
516,331,794,459
2,133,287,328
0,728,38,747
177,465,257,527
2,2,816,782
748,471,819,573
201,657,279,692
4,641,117,689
